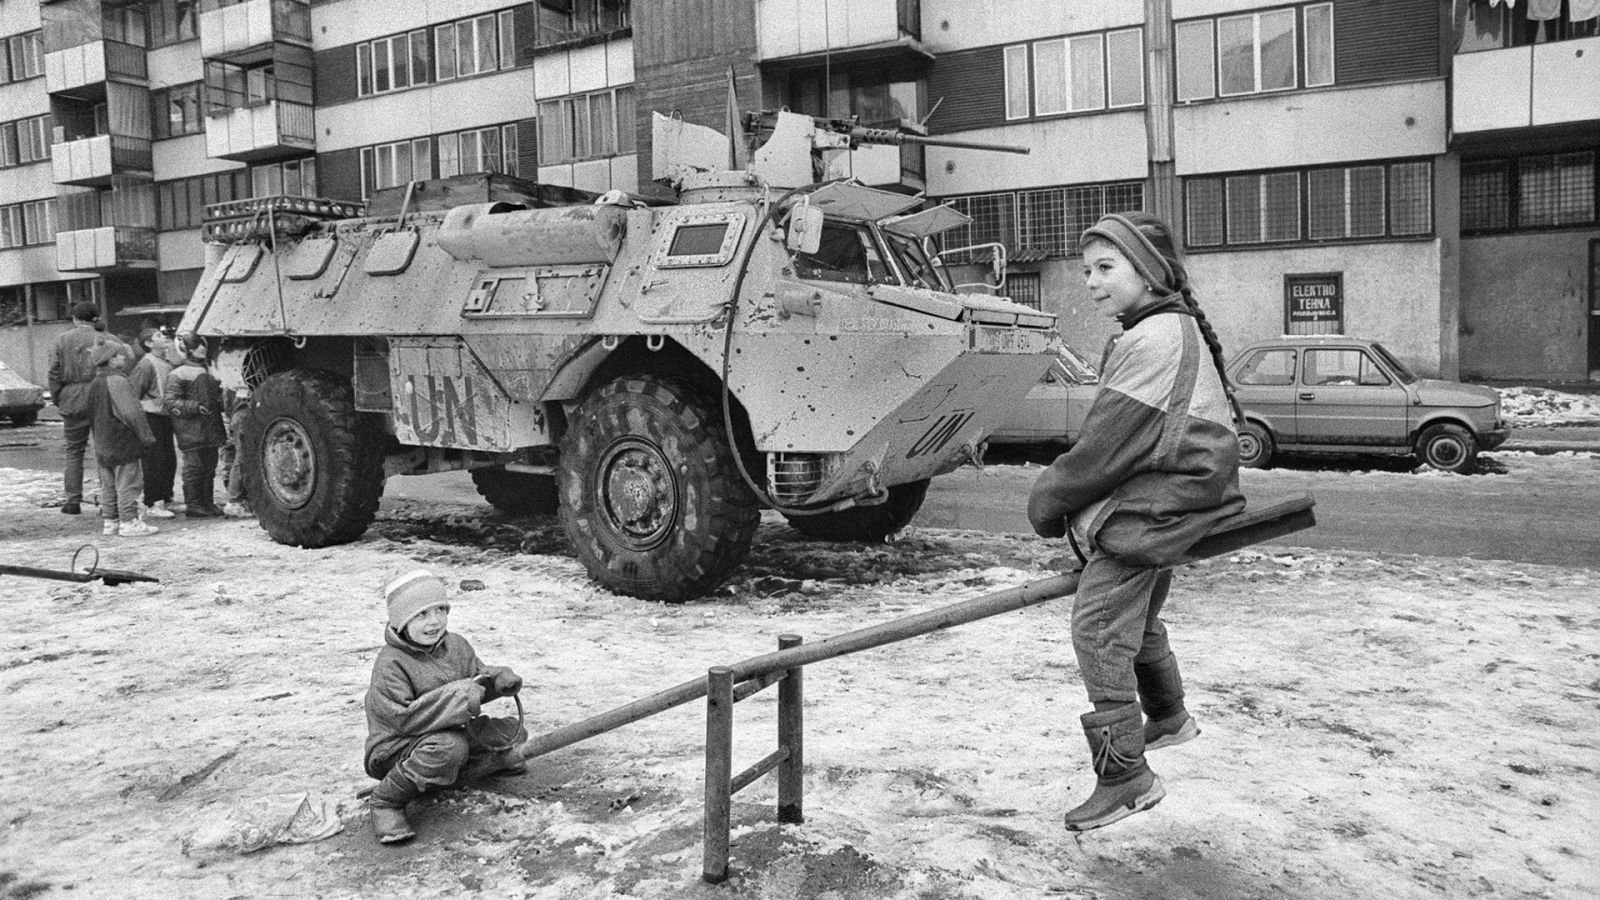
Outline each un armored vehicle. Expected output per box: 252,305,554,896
180,111,1057,601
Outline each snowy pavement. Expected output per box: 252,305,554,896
1,444,1597,899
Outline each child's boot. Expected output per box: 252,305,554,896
1063,703,1165,832
368,770,420,844
1136,654,1200,750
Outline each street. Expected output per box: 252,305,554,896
6,418,1597,568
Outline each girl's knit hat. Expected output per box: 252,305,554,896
384,567,447,630
1079,213,1180,295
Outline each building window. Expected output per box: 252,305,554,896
22,199,56,245
1004,27,1143,118
1186,160,1434,248
1177,3,1333,102
2,115,53,166
534,0,630,48
1005,272,1042,310
359,138,433,198
4,31,44,83
435,12,513,83
0,205,23,249
1003,45,1029,120
357,29,429,97
1218,8,1296,96
438,124,519,178
156,170,251,231
537,86,634,164
152,82,204,140
0,199,57,248
148,0,198,48
944,182,1146,262
1009,181,1147,258
250,158,318,198
1462,151,1597,233
1304,3,1334,87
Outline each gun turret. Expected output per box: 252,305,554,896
795,115,1030,156
734,109,1029,190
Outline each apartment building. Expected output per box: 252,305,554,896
2,0,1596,386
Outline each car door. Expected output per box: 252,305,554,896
1009,363,1074,441
1295,347,1409,446
1230,347,1299,442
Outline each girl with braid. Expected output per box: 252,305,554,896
1028,211,1244,831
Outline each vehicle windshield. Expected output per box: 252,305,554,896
881,230,952,292
1369,342,1419,384
1055,343,1099,383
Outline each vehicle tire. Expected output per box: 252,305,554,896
1237,422,1275,469
558,374,760,602
243,368,385,547
472,467,558,516
784,479,930,542
10,411,37,427
1416,423,1477,474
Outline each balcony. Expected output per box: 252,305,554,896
55,225,157,271
204,98,314,161
44,38,147,95
1453,36,1600,135
50,134,153,186
757,0,927,68
199,0,311,64
54,179,156,272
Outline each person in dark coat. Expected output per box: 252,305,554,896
162,333,227,518
86,341,157,537
128,328,179,518
364,567,525,844
1028,212,1244,832
47,302,114,514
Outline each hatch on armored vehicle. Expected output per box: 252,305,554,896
181,111,1057,601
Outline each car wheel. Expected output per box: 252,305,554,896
243,368,386,547
1416,423,1477,474
784,479,931,542
1237,422,1274,469
558,374,760,602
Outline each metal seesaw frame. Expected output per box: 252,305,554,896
469,493,1317,882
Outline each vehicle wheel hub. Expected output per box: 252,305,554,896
263,418,316,509
599,439,676,549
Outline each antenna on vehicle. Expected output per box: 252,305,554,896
918,97,944,130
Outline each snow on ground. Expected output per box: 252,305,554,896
1,450,1596,900
1496,386,1600,426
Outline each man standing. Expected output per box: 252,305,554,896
46,301,112,515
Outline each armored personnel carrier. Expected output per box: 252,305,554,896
181,110,1057,601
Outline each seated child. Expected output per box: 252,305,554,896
364,567,525,844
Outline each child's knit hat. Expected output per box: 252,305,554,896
384,567,447,630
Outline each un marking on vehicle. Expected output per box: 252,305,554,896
906,410,975,458
400,374,478,444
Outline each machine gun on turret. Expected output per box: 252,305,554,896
654,108,1029,192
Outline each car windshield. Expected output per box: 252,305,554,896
1055,343,1099,383
882,230,952,292
1369,342,1418,384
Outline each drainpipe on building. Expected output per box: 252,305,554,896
1144,0,1178,225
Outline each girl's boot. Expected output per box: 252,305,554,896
369,770,420,844
1064,703,1165,832
1136,654,1200,750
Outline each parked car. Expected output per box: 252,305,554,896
987,342,1099,448
1226,336,1508,473
0,358,45,427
